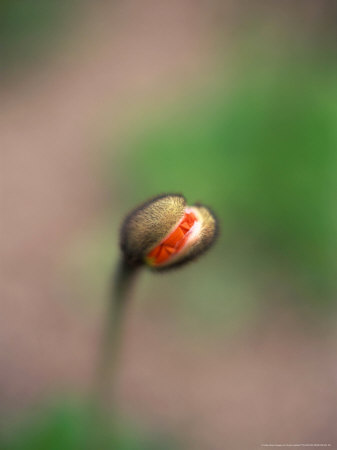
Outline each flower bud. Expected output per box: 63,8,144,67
120,194,218,270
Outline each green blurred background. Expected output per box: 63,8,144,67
1,1,337,449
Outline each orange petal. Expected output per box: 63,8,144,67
146,211,198,266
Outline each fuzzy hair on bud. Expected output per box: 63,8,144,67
120,193,218,270
120,194,186,265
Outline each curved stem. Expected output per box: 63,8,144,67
93,258,140,407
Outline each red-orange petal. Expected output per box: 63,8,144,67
146,211,197,266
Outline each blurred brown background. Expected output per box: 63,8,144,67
1,1,337,449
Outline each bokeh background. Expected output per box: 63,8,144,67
1,1,337,449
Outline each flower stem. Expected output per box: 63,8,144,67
94,258,139,408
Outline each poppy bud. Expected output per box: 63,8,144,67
120,194,218,270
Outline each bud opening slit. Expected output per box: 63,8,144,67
146,208,200,266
